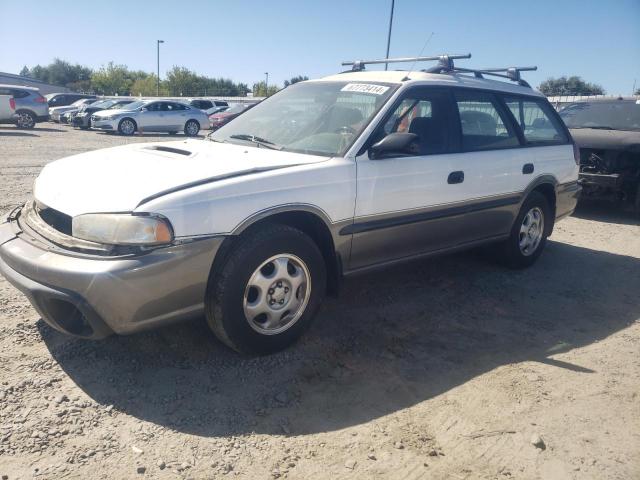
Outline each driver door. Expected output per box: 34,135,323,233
349,87,468,270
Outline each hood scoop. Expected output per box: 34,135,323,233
144,145,192,156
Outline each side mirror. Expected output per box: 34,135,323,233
369,132,420,159
140,107,148,112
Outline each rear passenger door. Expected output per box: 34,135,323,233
165,102,188,130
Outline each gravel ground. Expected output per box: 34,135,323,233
0,124,639,479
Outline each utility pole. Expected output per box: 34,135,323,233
157,40,164,96
384,0,395,71
264,72,269,97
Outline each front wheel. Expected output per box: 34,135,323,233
184,120,200,137
118,118,136,136
15,111,36,129
206,224,326,355
500,191,551,268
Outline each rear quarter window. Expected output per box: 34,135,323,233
504,96,568,145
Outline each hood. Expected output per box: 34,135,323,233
49,105,76,114
570,128,640,152
34,140,328,217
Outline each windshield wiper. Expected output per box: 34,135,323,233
228,134,283,150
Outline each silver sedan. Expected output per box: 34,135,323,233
91,99,210,136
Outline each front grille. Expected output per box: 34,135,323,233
36,203,72,235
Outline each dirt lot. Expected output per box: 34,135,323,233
0,124,639,480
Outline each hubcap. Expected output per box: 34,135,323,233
186,121,198,135
519,207,544,256
121,120,134,134
17,113,34,128
243,254,311,335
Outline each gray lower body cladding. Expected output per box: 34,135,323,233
0,218,223,339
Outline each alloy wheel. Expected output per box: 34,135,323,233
519,207,544,256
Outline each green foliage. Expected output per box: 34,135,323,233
284,75,308,87
252,81,279,97
25,58,92,90
91,62,132,95
538,76,605,96
20,58,250,96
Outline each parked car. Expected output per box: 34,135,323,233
559,98,640,212
206,105,230,115
73,99,135,129
188,99,228,111
0,94,16,123
45,93,96,108
209,103,256,130
0,84,49,128
0,57,579,354
49,98,99,122
91,99,209,136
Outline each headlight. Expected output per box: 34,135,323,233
72,214,173,246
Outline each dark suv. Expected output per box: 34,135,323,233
0,84,49,128
45,93,96,108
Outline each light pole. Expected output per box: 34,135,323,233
384,0,395,71
264,72,269,97
157,40,164,96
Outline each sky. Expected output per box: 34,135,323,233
0,0,639,95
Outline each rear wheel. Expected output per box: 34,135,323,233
184,120,200,137
15,111,36,129
118,118,136,136
500,191,551,268
206,224,326,355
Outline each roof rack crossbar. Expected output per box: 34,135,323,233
341,54,471,72
427,65,537,88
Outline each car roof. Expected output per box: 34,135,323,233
314,70,544,98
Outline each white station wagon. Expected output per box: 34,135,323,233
0,55,580,354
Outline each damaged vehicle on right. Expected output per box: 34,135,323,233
559,98,640,213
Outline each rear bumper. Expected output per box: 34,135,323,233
0,215,224,339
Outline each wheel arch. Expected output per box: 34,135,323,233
214,205,343,296
521,175,558,235
118,116,137,133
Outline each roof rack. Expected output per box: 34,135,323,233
340,54,537,88
341,54,472,72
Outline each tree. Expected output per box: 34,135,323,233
538,76,605,96
165,66,203,96
252,81,279,97
23,59,93,90
19,66,31,77
91,62,132,95
284,75,308,87
130,74,167,96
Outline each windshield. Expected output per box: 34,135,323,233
560,101,640,131
108,101,132,109
118,100,146,111
71,99,88,106
209,81,397,156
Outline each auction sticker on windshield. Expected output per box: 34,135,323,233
341,83,390,95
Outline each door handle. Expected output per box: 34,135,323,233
447,171,464,184
522,163,534,174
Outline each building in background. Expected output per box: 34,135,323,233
0,72,71,95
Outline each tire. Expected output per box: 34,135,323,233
184,120,200,137
117,118,136,136
15,111,36,129
206,224,326,355
500,191,552,269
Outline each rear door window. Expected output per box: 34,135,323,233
504,96,568,145
453,90,519,151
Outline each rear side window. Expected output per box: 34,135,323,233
454,91,519,151
504,96,568,145
12,90,30,98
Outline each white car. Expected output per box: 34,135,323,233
49,98,98,122
0,55,580,354
91,99,210,136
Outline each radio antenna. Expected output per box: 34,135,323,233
403,31,434,81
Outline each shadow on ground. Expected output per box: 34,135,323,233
573,199,640,226
40,235,639,438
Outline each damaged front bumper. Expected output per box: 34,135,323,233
0,206,224,339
